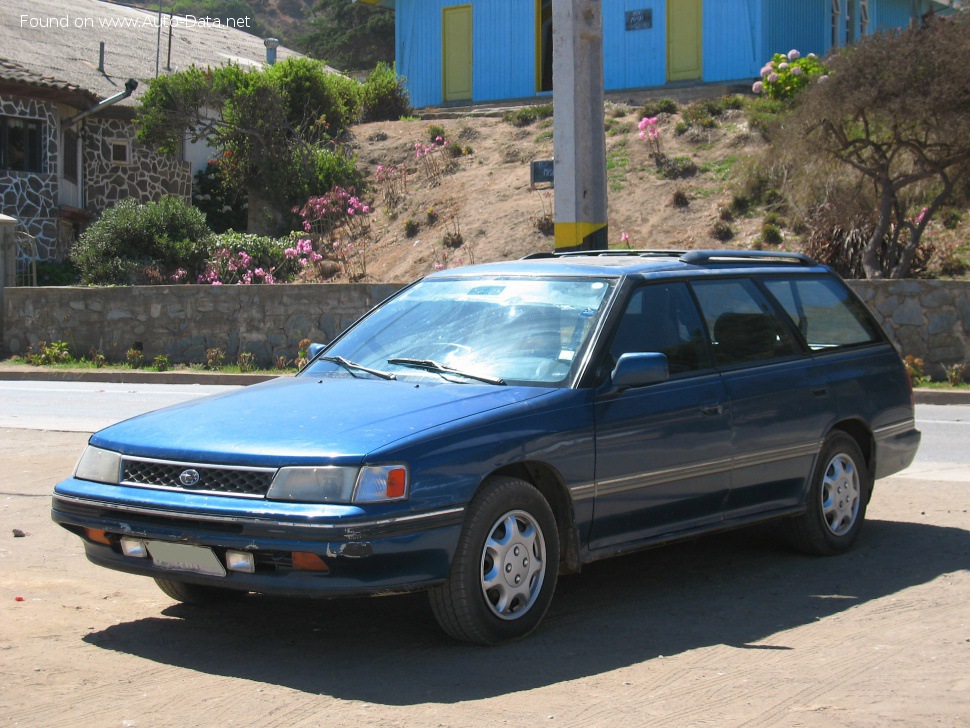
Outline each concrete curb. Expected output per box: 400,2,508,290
913,388,970,406
0,366,280,386
0,366,966,403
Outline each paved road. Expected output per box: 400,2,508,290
0,380,965,472
0,380,239,432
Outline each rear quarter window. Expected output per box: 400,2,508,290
762,276,883,351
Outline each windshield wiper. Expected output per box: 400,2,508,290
387,358,506,386
320,356,396,380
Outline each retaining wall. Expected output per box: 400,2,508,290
2,280,969,374
2,283,402,366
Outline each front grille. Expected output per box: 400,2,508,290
122,458,275,497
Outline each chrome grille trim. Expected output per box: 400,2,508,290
121,456,277,498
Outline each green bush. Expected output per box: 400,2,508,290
270,145,363,215
640,97,678,117
502,104,553,127
359,63,412,122
35,260,79,286
72,196,213,285
710,221,734,241
193,160,247,233
759,222,784,245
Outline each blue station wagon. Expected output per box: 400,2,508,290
52,250,920,644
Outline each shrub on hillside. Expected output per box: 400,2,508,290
359,63,412,122
71,196,212,285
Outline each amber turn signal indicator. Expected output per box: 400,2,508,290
85,528,112,545
292,552,330,571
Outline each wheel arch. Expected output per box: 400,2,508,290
482,461,582,575
826,418,876,475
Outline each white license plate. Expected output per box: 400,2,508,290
146,541,227,577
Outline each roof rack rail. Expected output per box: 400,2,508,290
521,249,686,260
680,250,815,266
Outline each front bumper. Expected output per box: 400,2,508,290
52,478,464,597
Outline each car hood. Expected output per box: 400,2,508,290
89,375,556,466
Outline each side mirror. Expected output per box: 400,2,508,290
307,342,326,361
611,352,669,389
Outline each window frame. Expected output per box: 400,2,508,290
62,128,79,184
109,139,131,165
0,115,45,173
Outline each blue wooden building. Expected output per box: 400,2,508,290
359,0,960,108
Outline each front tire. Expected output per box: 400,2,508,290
430,477,559,644
789,432,871,555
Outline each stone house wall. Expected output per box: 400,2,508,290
83,117,191,216
0,94,59,257
2,280,968,375
1,95,192,262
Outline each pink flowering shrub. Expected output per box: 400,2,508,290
375,164,409,213
638,116,661,155
414,135,452,186
293,186,372,240
754,50,827,101
195,232,316,286
292,185,376,281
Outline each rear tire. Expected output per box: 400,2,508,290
429,477,559,645
789,432,871,556
154,577,246,605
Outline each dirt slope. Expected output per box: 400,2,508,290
343,106,765,284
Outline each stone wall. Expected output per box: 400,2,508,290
0,94,59,256
3,283,402,365
3,280,968,373
849,280,970,378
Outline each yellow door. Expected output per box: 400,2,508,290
667,0,702,81
443,5,473,102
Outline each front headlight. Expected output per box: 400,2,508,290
267,466,359,503
74,446,122,484
267,464,409,504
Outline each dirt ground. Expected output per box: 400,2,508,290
1,426,968,727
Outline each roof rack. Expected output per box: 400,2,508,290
679,250,815,266
521,249,686,260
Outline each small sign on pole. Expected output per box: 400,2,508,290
625,9,653,31
530,160,555,188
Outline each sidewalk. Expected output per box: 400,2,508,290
0,363,967,403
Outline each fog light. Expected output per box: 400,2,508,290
226,550,255,573
120,537,148,558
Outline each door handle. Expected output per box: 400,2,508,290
701,403,724,416
812,387,828,398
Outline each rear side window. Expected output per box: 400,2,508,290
690,278,800,367
763,276,882,351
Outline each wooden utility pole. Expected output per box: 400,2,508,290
552,0,608,251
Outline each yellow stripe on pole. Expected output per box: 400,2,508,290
555,222,608,251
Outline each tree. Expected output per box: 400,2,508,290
297,0,395,71
786,16,970,279
137,57,362,229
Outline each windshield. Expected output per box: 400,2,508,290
304,276,616,386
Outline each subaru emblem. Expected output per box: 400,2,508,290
179,469,201,487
